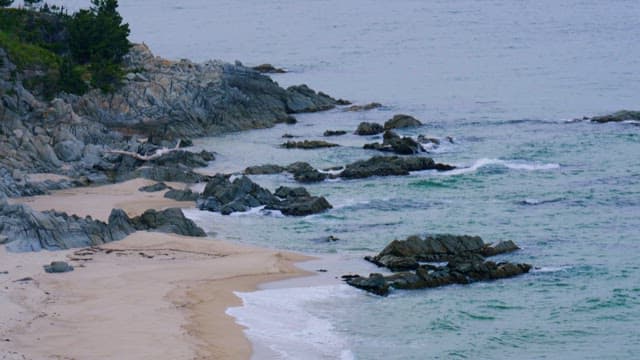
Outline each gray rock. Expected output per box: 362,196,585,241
44,261,74,273
54,140,84,162
364,130,425,155
252,64,287,74
355,122,384,136
589,110,640,123
1,202,205,252
286,162,327,183
281,140,340,149
139,182,169,192
383,114,423,130
198,176,331,216
244,164,286,175
164,189,199,202
344,102,382,112
340,156,455,179
323,130,348,137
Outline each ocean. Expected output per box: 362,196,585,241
47,0,640,358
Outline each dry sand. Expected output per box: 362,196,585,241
1,179,312,359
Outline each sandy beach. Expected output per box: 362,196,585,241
1,179,311,359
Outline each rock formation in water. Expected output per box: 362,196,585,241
587,110,640,123
196,175,331,216
363,130,425,155
344,234,531,296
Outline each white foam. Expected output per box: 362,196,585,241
533,265,572,273
443,158,560,175
227,284,357,360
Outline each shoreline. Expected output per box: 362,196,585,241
1,178,315,359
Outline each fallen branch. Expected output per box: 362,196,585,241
106,140,181,161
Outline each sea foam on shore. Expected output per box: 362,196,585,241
228,284,356,360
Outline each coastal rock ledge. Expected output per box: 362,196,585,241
68,44,341,139
344,234,531,296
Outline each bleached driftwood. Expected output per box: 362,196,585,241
106,140,181,161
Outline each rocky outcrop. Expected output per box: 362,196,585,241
0,198,204,252
588,110,640,123
363,130,425,155
196,175,331,216
281,140,340,149
364,234,520,270
344,234,530,296
339,156,455,179
383,114,423,130
67,44,340,139
244,162,327,183
355,122,384,136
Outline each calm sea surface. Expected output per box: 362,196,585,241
47,1,640,358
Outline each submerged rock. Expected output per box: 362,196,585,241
345,102,382,112
281,140,340,149
323,130,348,137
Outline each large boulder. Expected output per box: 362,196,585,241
54,139,84,162
355,122,385,135
383,114,423,130
128,208,206,237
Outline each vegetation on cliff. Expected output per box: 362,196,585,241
0,0,130,97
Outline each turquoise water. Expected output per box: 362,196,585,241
61,0,640,358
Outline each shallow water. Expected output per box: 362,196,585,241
44,0,640,358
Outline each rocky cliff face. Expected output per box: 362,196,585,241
0,44,340,198
66,44,339,139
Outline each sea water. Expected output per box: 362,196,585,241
47,0,640,358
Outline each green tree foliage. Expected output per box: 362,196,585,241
0,0,14,8
68,0,130,91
